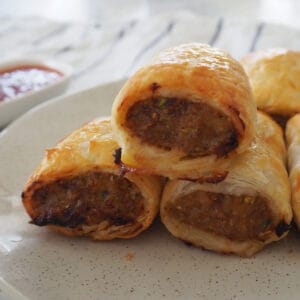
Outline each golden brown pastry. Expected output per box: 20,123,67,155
286,114,300,228
161,112,292,257
241,48,300,124
22,119,162,240
112,43,256,181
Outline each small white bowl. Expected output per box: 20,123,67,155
0,59,72,128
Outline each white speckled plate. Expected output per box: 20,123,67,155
1,80,300,300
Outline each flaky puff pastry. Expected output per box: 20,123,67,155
161,112,292,257
112,43,256,181
241,48,300,118
22,119,162,240
286,114,300,228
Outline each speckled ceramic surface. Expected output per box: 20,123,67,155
1,80,300,300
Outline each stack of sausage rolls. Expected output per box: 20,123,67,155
241,48,300,250
23,43,300,257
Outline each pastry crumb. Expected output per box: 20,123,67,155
125,252,135,261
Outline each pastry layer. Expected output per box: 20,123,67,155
112,43,256,180
241,48,300,118
22,118,162,240
160,112,292,257
286,114,300,229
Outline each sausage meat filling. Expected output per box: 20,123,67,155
165,191,274,240
126,97,238,157
31,171,144,228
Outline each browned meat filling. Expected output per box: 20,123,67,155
165,191,274,240
31,172,144,228
126,97,238,157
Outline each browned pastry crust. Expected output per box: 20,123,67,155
22,119,162,240
241,48,300,118
112,43,256,180
160,112,292,257
286,114,300,228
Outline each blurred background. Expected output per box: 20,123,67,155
1,0,300,90
1,0,300,118
2,0,300,27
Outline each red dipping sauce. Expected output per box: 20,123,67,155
0,65,63,102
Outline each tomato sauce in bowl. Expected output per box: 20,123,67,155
0,65,63,102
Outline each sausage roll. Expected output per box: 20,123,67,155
241,48,300,126
22,119,162,240
112,43,256,181
286,114,300,228
161,112,292,257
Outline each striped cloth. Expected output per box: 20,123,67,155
1,11,300,94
